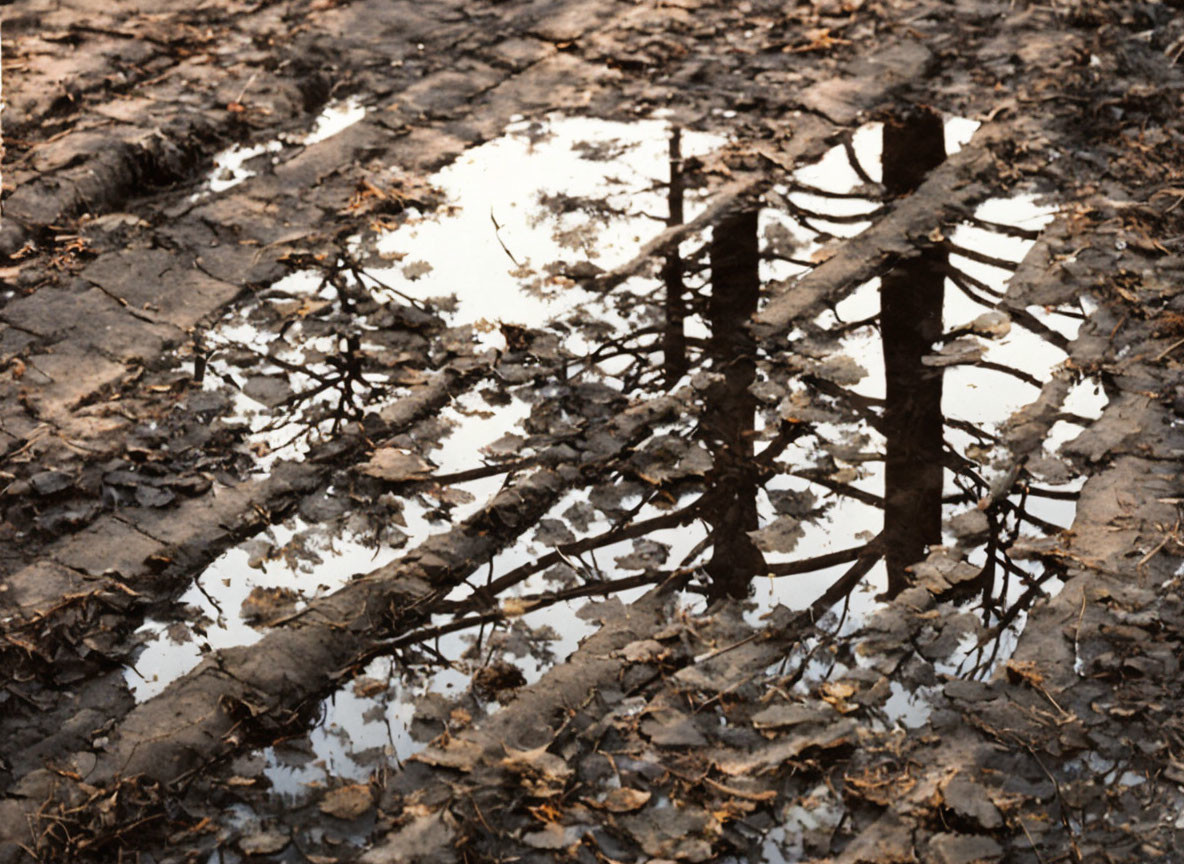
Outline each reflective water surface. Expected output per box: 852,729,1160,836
131,110,1103,862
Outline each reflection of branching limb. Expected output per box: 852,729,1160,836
789,469,883,508
941,260,1006,300
997,493,1070,536
973,360,1044,388
218,341,334,385
447,499,704,612
428,456,540,487
786,178,884,201
342,257,431,312
797,553,882,627
831,313,880,335
755,418,812,466
763,250,825,270
947,461,989,504
995,547,1049,591
766,534,883,576
944,265,1006,312
262,336,376,428
801,374,883,426
941,238,1021,270
391,570,689,654
966,565,1063,678
781,195,887,226
947,417,999,445
944,264,1075,360
1024,483,1079,501
958,211,1042,240
489,209,521,267
840,132,877,186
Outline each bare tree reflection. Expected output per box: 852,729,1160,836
663,128,689,388
703,208,766,599
880,107,947,597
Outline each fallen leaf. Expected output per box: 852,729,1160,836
751,703,826,730
240,586,300,623
968,310,1011,339
748,515,804,554
1004,659,1044,687
819,680,858,713
501,744,573,797
622,639,668,663
360,447,433,482
412,736,483,771
601,787,651,812
239,831,289,856
501,596,541,617
715,720,857,776
354,677,387,698
319,783,373,820
922,337,984,367
522,822,582,850
449,707,472,728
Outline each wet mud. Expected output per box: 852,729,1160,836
4,1,1184,863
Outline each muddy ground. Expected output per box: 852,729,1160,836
4,0,1184,861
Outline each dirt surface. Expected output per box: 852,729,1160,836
4,0,1184,862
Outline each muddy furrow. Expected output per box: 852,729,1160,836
0,0,521,257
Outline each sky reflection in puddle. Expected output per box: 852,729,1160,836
370,114,724,343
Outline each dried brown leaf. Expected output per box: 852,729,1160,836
361,448,433,482
319,783,373,820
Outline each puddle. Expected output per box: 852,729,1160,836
142,109,1113,860
254,111,1099,772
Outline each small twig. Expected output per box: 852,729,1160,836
490,209,521,266
1153,335,1184,362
